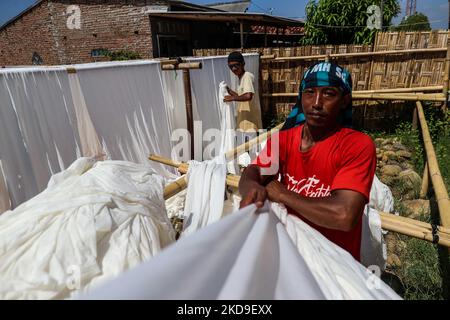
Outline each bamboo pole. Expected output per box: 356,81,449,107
420,162,430,199
183,69,194,159
381,219,450,247
224,123,284,161
380,212,450,237
442,32,450,112
261,54,276,60
263,92,446,102
416,101,450,228
263,86,442,97
164,176,188,200
271,47,447,62
161,62,202,70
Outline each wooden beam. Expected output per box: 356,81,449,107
183,69,194,159
420,162,429,199
161,62,202,70
416,101,450,228
443,32,450,112
270,47,447,62
264,92,446,102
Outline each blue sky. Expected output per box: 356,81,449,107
0,0,448,29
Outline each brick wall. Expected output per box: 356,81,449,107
0,1,59,65
0,0,167,66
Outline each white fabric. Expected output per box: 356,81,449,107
0,69,82,208
368,175,394,213
67,73,104,158
80,203,326,300
81,202,400,300
182,156,227,236
360,175,394,269
218,81,239,174
0,160,11,214
0,158,175,300
74,61,181,179
273,203,400,299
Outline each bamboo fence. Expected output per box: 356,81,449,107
193,30,450,127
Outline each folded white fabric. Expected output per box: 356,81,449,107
82,202,400,300
0,158,175,300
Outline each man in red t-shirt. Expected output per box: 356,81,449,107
239,62,376,261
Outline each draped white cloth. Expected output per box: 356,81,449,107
0,158,175,300
81,201,400,300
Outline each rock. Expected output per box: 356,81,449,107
381,165,403,177
383,150,397,160
375,138,384,147
393,143,408,151
380,175,395,186
382,139,393,146
398,169,422,195
382,155,388,163
400,162,414,170
385,233,397,253
377,153,383,160
387,160,400,166
397,241,407,254
396,150,412,159
387,254,402,268
402,199,430,219
383,144,395,152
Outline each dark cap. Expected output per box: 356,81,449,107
228,51,245,64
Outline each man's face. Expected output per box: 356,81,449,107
301,86,349,128
228,61,244,77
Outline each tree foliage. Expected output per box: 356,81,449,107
391,13,431,31
302,0,401,45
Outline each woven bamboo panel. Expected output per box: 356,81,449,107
193,31,449,127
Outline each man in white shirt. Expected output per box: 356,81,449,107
224,51,263,132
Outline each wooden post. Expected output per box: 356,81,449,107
412,106,418,129
416,101,450,228
161,61,202,159
264,25,268,47
183,69,194,159
240,22,244,50
442,32,450,113
420,162,429,199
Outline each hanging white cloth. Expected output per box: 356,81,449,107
0,158,175,300
0,160,11,214
182,155,227,236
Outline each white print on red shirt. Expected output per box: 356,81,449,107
284,173,331,197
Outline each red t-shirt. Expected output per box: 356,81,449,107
254,125,376,261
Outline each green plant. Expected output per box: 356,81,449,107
106,50,142,61
391,12,432,32
302,0,401,45
394,122,425,174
